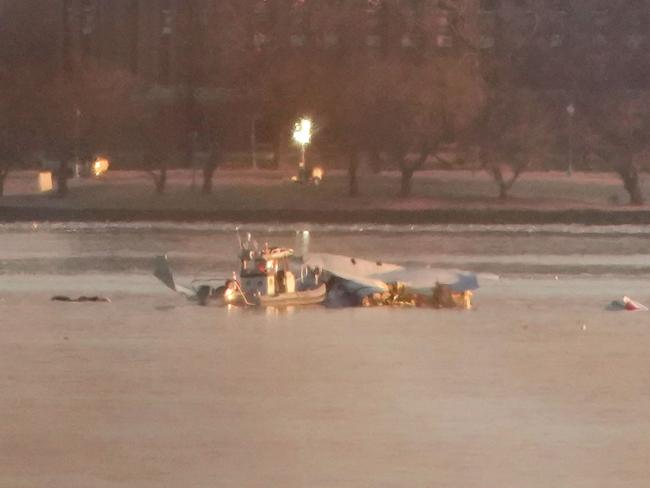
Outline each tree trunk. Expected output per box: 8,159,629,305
619,164,644,206
369,149,382,174
154,168,167,195
55,161,69,198
498,182,509,200
202,138,222,194
348,150,359,197
0,169,7,197
399,168,414,198
489,166,522,201
202,163,216,194
271,131,282,170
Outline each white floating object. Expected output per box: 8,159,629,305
623,296,648,312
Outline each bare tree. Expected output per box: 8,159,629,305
579,92,649,205
139,102,184,195
473,88,554,200
0,0,59,195
37,65,138,197
553,1,649,204
209,0,316,169
448,0,547,199
201,128,222,194
364,66,455,198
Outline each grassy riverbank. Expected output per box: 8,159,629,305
1,169,648,224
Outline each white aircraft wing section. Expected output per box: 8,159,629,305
304,253,402,292
370,267,480,292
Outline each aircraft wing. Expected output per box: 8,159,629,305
370,267,480,292
304,253,402,292
305,253,482,293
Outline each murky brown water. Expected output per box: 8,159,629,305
1,223,650,487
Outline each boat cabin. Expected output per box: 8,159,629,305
239,247,296,297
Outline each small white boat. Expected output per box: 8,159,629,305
257,283,327,307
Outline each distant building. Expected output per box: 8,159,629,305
42,0,650,89
53,1,473,84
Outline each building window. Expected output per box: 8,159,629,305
366,0,383,31
254,0,268,17
366,34,381,48
549,33,563,47
479,34,495,49
401,33,415,48
80,0,95,63
158,0,173,84
253,32,268,51
81,0,95,35
436,35,453,48
290,34,305,47
161,1,174,35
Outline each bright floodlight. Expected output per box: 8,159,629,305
93,157,110,177
292,118,312,146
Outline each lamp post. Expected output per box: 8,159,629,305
73,106,81,176
292,117,312,182
566,103,575,176
251,114,259,170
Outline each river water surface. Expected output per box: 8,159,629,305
1,222,649,487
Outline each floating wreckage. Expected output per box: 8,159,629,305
607,296,648,312
51,295,111,303
154,232,487,309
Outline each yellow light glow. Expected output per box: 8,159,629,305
93,157,110,177
292,118,312,146
224,287,236,303
311,167,324,180
38,171,53,192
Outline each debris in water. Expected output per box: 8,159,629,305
606,296,648,312
51,296,111,303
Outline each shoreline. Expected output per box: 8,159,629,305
2,206,650,225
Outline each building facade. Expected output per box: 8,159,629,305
39,0,650,89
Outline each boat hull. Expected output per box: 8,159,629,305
257,284,327,307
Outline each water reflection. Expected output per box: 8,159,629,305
266,306,296,317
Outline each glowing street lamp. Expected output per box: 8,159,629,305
292,117,312,180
